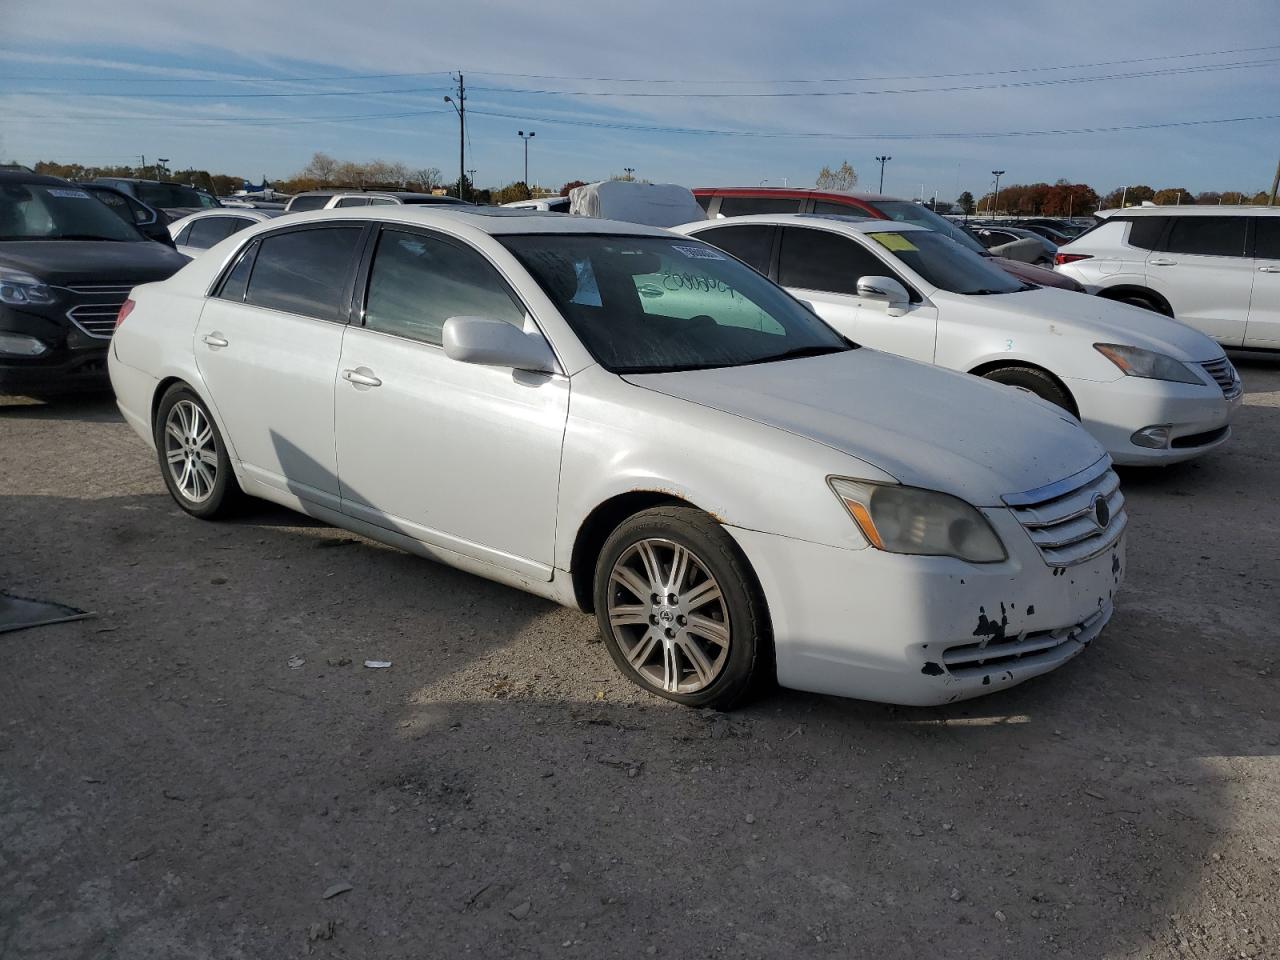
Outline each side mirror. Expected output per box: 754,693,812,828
856,276,911,317
442,316,559,374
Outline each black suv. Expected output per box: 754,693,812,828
0,172,189,396
89,177,221,222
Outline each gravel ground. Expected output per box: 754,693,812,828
2,359,1278,960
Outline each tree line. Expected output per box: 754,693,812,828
968,180,1273,217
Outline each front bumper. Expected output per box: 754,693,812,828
0,303,112,396
1067,373,1240,465
727,508,1125,706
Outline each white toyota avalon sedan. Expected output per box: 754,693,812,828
674,214,1242,465
108,207,1126,708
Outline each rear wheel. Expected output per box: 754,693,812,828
593,506,769,709
153,385,241,520
1111,292,1170,315
981,365,1074,414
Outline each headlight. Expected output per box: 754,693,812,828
1094,343,1202,385
829,478,1007,563
0,269,54,306
0,332,49,356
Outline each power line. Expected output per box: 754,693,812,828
467,58,1279,98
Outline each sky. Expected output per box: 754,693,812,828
2,0,1278,200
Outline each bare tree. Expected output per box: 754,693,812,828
413,167,442,190
303,152,338,185
815,161,858,191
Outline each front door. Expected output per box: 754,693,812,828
333,226,569,579
776,225,937,362
194,224,366,509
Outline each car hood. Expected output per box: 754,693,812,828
0,240,188,286
990,256,1081,291
624,349,1104,506
952,286,1223,362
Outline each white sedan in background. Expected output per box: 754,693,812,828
110,207,1125,708
675,215,1242,465
167,209,281,259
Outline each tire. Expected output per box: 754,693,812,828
153,384,241,520
1113,293,1168,316
980,365,1074,414
592,506,769,709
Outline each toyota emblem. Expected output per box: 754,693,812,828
1092,494,1110,529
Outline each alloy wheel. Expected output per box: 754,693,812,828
163,399,218,504
606,538,731,694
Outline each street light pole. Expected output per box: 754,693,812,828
517,130,535,188
991,170,1005,217
623,167,635,181
157,158,169,179
875,156,891,194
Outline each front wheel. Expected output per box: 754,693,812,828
153,385,241,520
593,506,769,709
981,365,1075,415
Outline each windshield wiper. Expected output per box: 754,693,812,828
54,234,123,242
746,344,850,365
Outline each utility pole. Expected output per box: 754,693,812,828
140,154,146,178
1120,185,1129,209
991,170,1005,217
517,130,535,187
444,73,466,200
1269,154,1280,206
875,156,891,194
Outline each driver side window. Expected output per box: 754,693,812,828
778,227,893,296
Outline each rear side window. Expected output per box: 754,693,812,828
1122,217,1168,250
217,241,258,302
694,194,712,213
1255,217,1280,260
812,200,869,217
778,227,889,295
244,227,363,320
334,196,371,207
363,229,524,345
699,225,775,274
1164,217,1247,257
718,196,802,217
287,194,331,212
186,216,239,250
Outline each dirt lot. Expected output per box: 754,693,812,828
2,359,1278,960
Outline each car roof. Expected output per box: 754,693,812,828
259,206,676,237
1097,205,1280,218
689,213,925,234
693,186,901,203
0,170,72,186
332,191,467,201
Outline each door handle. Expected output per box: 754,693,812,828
1148,258,1177,266
342,368,382,388
1260,265,1280,273
201,333,229,348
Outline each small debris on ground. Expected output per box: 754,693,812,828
326,657,352,667
288,656,305,669
364,660,392,669
321,882,353,900
307,920,336,941
510,900,531,920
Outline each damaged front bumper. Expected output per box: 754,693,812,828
727,504,1126,706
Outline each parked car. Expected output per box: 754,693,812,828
1054,207,1280,350
1013,222,1076,245
110,206,1126,708
502,197,571,212
89,178,221,221
694,187,1084,292
0,171,188,396
77,183,175,247
167,209,282,258
675,214,1240,464
285,190,472,212
967,224,1057,265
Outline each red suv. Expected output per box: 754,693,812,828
692,187,1082,292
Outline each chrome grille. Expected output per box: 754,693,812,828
1201,357,1242,400
54,284,131,340
1003,457,1127,568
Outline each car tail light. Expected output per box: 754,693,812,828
1055,253,1092,266
116,298,135,328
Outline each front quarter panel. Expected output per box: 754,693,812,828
554,365,894,574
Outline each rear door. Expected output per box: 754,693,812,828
194,223,366,509
776,225,937,362
333,226,569,578
1146,216,1250,347
1247,216,1280,348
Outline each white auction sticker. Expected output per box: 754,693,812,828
671,244,726,261
47,189,92,199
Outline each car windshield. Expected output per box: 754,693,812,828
136,182,216,209
870,200,989,255
0,182,142,241
864,230,1026,295
501,234,851,373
